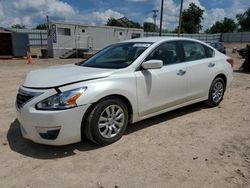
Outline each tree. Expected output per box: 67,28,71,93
128,21,141,29
143,22,158,32
11,24,26,29
106,17,141,28
35,23,47,30
106,18,124,27
172,26,184,33
181,3,204,33
236,8,250,31
206,17,237,33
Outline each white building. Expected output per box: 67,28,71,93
47,21,144,58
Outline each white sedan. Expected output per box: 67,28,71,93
16,37,233,145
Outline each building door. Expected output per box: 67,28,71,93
11,33,29,56
0,33,13,56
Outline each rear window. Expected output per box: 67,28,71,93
182,41,214,61
205,45,214,58
182,41,206,61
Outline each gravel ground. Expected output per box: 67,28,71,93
0,43,249,188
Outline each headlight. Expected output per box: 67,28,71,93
36,87,87,110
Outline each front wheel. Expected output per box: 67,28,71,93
205,77,225,107
84,98,128,145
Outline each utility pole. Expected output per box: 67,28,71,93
178,0,183,37
159,0,164,36
46,15,49,32
152,9,159,32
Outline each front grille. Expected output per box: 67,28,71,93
16,89,42,109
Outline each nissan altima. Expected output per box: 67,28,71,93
16,37,233,145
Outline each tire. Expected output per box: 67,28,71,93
205,77,225,107
84,98,128,145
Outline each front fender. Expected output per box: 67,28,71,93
58,74,139,122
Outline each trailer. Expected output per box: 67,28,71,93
47,21,144,58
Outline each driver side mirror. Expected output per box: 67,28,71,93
141,60,163,70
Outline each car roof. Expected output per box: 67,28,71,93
123,36,203,44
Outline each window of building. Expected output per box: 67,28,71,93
82,29,85,33
57,28,71,36
131,33,141,39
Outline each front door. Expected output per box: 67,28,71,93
135,41,188,117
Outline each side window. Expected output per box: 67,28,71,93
182,41,206,61
57,28,71,36
146,42,180,65
205,46,214,58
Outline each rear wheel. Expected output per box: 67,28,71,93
205,77,225,107
84,98,128,145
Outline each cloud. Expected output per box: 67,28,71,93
201,1,246,30
23,16,32,26
1,17,22,27
0,3,5,20
0,0,124,27
0,0,76,27
202,8,226,29
92,9,124,25
144,0,227,31
144,0,179,30
0,0,249,32
183,0,205,10
13,0,75,19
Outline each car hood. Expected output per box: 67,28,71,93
23,64,114,88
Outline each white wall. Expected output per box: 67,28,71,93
48,22,143,57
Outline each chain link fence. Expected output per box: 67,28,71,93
144,32,221,43
9,29,250,47
222,32,250,43
9,29,47,47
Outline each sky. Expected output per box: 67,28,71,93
0,0,249,31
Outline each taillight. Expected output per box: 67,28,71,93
226,58,234,67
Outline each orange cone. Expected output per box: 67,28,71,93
27,52,32,64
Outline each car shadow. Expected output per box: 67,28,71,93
7,120,100,159
7,103,205,160
125,102,204,135
233,69,250,74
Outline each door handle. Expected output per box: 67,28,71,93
208,62,215,67
177,69,186,76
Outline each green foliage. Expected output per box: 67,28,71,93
181,3,204,33
11,24,26,29
106,17,142,29
206,17,237,33
143,22,158,32
35,23,48,30
236,8,250,31
106,18,123,27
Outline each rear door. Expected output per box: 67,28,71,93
180,41,215,100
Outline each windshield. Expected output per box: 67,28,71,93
79,42,152,69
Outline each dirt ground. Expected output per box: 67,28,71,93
0,43,250,188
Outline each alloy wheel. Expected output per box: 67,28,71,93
98,105,125,138
212,81,224,103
